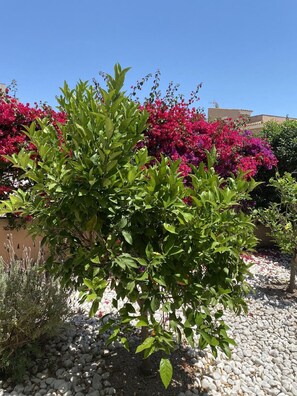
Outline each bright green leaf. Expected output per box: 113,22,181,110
163,223,177,234
122,230,133,245
159,358,173,389
135,337,154,354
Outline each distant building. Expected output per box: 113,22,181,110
0,83,6,93
208,108,253,122
208,107,297,134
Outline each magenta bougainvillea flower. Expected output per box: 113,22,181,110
0,87,277,204
0,91,66,200
141,100,277,179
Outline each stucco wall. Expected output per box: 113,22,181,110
0,218,274,266
0,218,43,262
208,108,252,122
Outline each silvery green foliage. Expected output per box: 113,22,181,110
0,255,70,380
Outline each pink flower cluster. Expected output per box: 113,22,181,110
0,92,66,199
142,101,277,178
0,88,277,203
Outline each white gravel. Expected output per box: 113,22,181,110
0,249,296,396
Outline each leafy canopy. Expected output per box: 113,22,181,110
0,64,258,388
262,120,297,175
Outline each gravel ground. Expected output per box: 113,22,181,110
0,249,296,396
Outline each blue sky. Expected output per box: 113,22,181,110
2,0,297,117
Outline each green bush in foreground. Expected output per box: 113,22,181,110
0,249,70,380
0,65,258,388
258,173,297,292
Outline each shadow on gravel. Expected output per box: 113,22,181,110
245,248,297,307
70,313,207,396
257,283,297,301
248,279,297,308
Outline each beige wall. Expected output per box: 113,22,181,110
208,108,297,134
0,219,274,263
0,218,43,263
208,108,253,122
0,83,6,93
249,114,290,124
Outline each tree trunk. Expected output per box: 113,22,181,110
139,324,154,375
287,253,297,293
137,300,154,376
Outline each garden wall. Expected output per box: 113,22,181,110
0,218,43,262
0,217,275,264
254,224,275,248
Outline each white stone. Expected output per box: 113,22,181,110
201,377,216,391
212,370,221,380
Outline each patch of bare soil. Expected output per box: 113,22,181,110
105,338,203,396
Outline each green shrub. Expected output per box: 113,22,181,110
0,65,258,388
251,120,297,208
262,120,297,175
257,173,297,292
0,244,70,380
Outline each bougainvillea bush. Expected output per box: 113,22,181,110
1,73,277,212
0,65,259,388
94,69,277,184
141,100,277,181
0,89,66,201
